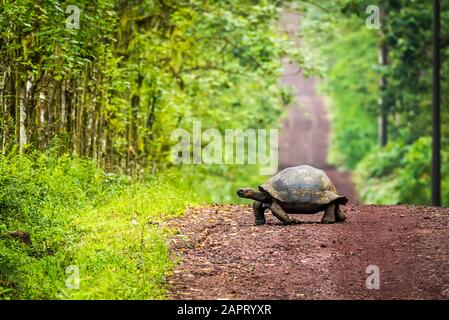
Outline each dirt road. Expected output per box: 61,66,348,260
168,204,449,299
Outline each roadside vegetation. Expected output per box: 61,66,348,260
0,0,297,299
301,0,449,205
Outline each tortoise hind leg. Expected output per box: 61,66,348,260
335,203,346,222
253,201,267,225
321,203,336,224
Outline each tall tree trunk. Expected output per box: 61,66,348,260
144,88,157,168
96,54,106,165
38,89,47,150
46,80,57,149
60,80,67,136
432,0,441,206
15,70,20,147
79,71,89,156
0,69,8,153
89,63,98,159
66,80,74,152
71,79,79,155
18,76,32,152
128,74,143,172
7,69,16,152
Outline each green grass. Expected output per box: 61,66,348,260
0,153,203,299
0,152,266,299
66,182,196,299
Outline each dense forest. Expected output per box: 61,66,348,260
0,0,295,173
301,0,449,205
1,0,448,299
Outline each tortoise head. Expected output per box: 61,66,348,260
237,188,254,199
237,188,269,202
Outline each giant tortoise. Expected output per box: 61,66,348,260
237,165,348,225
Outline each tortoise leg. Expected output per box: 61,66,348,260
321,203,336,224
335,203,347,222
269,201,293,225
253,201,267,225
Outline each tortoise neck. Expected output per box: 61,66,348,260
251,191,270,202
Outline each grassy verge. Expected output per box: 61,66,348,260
66,180,196,299
0,152,265,299
0,153,202,299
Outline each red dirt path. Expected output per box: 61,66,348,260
168,204,449,299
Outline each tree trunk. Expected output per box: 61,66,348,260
60,80,67,136
0,69,8,153
432,0,441,206
18,76,32,152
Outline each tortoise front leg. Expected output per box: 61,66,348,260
253,201,267,225
321,203,336,224
269,201,293,225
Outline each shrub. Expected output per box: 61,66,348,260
354,137,449,206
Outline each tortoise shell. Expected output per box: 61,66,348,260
259,165,347,206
